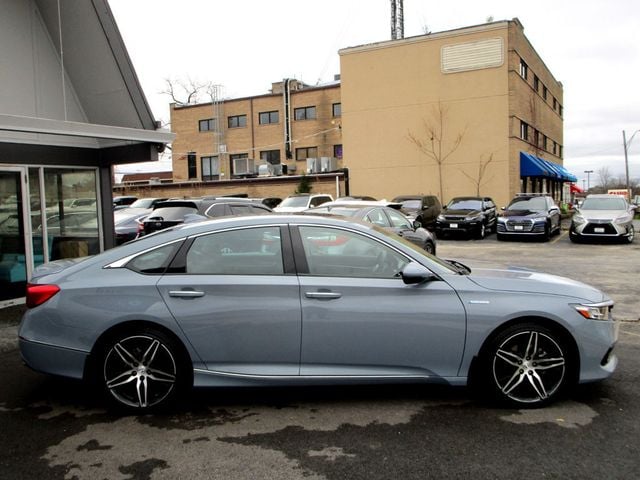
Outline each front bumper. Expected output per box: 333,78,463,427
497,219,547,235
571,220,632,238
435,219,482,236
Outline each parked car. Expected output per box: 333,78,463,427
305,201,436,254
569,194,636,244
112,196,137,209
114,210,148,245
436,197,497,239
496,194,561,241
273,194,333,212
20,214,618,412
142,197,272,235
250,197,282,209
392,195,442,230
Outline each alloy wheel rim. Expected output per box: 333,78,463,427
104,335,177,408
492,330,565,404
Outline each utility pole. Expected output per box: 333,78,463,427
623,129,639,199
390,0,404,40
584,170,593,191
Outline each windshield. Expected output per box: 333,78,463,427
581,197,627,210
398,200,421,210
506,197,547,211
447,199,482,210
279,196,309,208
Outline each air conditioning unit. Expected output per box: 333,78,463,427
320,157,338,173
306,157,320,174
272,164,284,176
286,163,296,173
233,157,255,175
258,163,274,177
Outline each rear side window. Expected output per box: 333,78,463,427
126,242,182,274
186,227,283,275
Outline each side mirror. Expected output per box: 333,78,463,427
442,205,448,210
413,220,422,229
401,262,438,285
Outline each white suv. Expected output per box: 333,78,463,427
273,194,333,213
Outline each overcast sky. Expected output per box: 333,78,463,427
109,0,640,187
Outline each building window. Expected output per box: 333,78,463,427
296,146,318,160
553,97,558,111
199,118,216,132
260,149,281,164
559,105,563,117
552,141,558,156
542,135,547,152
519,59,528,80
559,145,563,159
520,121,529,141
542,86,548,100
201,156,219,181
533,130,539,147
333,144,343,159
230,153,250,176
259,111,279,125
332,103,342,117
228,115,247,128
533,75,539,92
187,152,197,179
294,106,316,121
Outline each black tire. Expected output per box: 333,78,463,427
625,225,635,244
96,327,192,412
476,223,486,240
424,241,436,255
541,223,550,242
475,323,572,408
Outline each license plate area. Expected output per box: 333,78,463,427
594,227,605,233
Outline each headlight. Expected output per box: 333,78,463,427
497,217,507,223
466,215,482,221
614,214,633,224
437,214,446,221
573,301,613,321
532,217,547,223
572,215,585,224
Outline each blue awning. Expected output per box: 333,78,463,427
520,152,576,182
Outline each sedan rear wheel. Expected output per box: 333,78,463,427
480,323,571,407
100,328,189,411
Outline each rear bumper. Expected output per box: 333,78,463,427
19,338,88,380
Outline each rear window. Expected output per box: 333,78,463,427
147,207,197,221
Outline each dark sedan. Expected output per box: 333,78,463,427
305,201,436,254
435,197,497,239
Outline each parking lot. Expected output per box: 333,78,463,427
0,222,639,479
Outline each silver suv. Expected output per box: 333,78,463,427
570,194,636,243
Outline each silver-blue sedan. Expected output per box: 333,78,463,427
19,215,618,411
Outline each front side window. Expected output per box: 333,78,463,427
365,209,391,228
259,111,279,125
199,118,216,132
296,146,318,160
186,227,283,275
386,209,412,229
294,106,316,121
298,226,409,279
228,115,247,128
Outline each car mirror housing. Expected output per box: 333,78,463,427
401,262,438,285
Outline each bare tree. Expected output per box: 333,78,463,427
459,153,494,196
597,166,614,190
161,77,219,106
407,102,465,204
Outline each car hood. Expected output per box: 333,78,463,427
577,209,628,220
466,267,606,302
500,209,545,219
442,209,481,217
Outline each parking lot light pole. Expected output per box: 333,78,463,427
623,129,639,199
584,170,593,191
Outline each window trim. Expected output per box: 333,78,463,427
228,114,247,129
295,146,318,161
332,103,341,117
294,106,316,121
259,110,279,125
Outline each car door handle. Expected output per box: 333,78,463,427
305,291,342,300
169,290,205,298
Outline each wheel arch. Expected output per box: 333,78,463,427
83,320,194,384
468,315,581,385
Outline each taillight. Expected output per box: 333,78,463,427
26,283,60,308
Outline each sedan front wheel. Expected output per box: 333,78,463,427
479,323,571,407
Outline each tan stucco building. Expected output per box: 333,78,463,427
170,79,343,186
339,18,571,208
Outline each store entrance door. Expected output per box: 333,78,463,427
0,168,32,303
